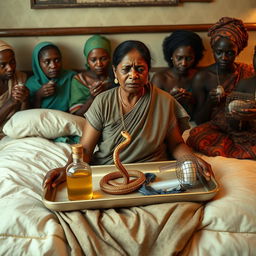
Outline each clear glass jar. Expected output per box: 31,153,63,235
66,144,92,200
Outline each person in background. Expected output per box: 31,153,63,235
234,45,256,101
0,40,29,138
215,45,256,159
186,17,255,159
151,30,205,117
26,41,76,111
44,40,213,189
69,35,114,116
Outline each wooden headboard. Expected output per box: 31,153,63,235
0,23,255,37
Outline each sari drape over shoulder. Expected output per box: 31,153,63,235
85,83,189,165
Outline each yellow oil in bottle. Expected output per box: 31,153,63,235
66,169,93,201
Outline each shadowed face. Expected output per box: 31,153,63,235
253,47,256,73
0,49,16,80
39,47,62,79
113,49,149,94
172,45,195,74
213,37,238,70
87,48,110,76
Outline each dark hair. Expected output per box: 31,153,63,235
163,30,205,68
112,40,151,70
38,45,62,60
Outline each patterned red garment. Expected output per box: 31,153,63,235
187,122,256,159
187,63,256,159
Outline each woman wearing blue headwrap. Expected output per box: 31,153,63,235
69,35,113,116
26,42,76,111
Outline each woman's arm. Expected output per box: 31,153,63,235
0,84,30,125
192,72,215,124
80,119,101,163
72,97,94,116
70,78,108,116
43,119,101,189
151,72,166,90
166,124,213,180
0,99,20,126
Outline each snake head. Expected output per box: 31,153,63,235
121,131,131,139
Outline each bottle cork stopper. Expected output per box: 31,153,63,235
71,144,83,154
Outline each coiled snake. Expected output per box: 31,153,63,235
99,131,146,195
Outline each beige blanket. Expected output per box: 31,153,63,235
0,134,256,255
56,202,203,256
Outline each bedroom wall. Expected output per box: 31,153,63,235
0,0,255,71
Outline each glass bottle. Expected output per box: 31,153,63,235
66,144,92,200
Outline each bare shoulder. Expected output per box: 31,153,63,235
151,69,174,89
193,65,216,90
194,65,214,80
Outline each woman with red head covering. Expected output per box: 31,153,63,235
186,17,255,159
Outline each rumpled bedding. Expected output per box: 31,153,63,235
0,136,256,256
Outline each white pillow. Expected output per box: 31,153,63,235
3,109,86,139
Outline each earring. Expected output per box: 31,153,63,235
114,78,118,84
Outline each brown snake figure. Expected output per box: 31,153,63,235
99,131,146,195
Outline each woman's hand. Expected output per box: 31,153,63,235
38,80,56,98
194,156,214,181
170,88,194,104
43,167,66,189
11,85,29,103
170,87,184,100
209,88,225,104
89,80,108,97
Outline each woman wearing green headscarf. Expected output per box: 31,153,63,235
26,42,76,112
69,35,113,116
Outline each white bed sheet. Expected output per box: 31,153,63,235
0,137,71,256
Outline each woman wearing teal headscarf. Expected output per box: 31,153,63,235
26,42,76,112
69,35,113,116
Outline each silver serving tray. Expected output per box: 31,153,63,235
43,161,219,211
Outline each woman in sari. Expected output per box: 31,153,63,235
69,35,114,116
0,40,29,138
26,42,76,112
187,17,255,158
44,40,213,189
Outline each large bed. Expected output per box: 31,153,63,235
0,109,255,256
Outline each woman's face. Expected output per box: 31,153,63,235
171,45,195,74
87,48,110,76
213,37,238,70
0,49,16,80
113,49,149,93
39,48,62,79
